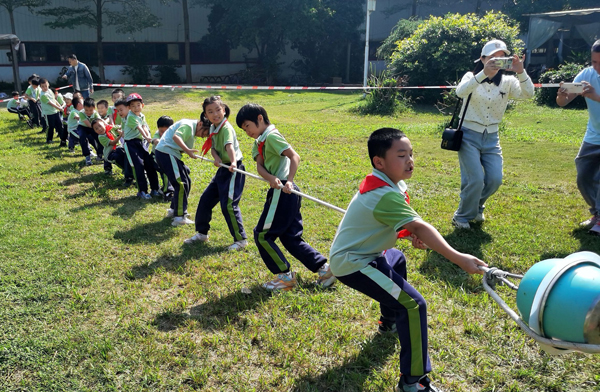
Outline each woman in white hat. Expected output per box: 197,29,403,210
452,39,535,229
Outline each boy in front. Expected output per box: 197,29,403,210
329,128,486,392
6,91,32,126
236,103,335,290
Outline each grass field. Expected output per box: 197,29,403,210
0,89,599,392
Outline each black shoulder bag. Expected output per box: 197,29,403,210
441,93,472,151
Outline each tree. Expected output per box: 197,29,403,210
39,0,161,82
199,0,364,83
164,0,193,83
387,11,523,102
502,0,600,31
0,0,46,35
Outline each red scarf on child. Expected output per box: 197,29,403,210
200,118,228,156
359,174,412,239
104,124,117,151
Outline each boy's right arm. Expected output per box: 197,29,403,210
403,220,487,274
256,155,282,189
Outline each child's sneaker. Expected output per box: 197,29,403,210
227,239,248,251
263,271,298,291
124,178,134,187
581,214,599,229
473,212,485,222
85,156,93,166
590,220,600,236
150,190,161,197
166,208,175,218
315,263,336,288
137,191,152,200
377,317,397,334
172,216,194,226
396,375,441,392
451,217,470,229
183,232,208,244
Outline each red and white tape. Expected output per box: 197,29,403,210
91,83,562,90
0,83,567,103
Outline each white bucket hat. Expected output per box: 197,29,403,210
481,39,510,57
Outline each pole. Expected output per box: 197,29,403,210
362,7,371,94
194,154,346,214
10,43,20,93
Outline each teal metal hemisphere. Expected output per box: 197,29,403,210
516,251,600,344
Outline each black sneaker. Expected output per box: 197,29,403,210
27,119,34,128
396,376,442,392
377,317,397,334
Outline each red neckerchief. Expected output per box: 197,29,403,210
200,118,227,156
64,103,72,117
104,124,117,151
258,141,266,160
359,174,412,239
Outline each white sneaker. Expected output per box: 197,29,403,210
581,214,599,229
166,208,175,218
183,232,208,244
172,216,194,227
316,263,336,288
227,239,248,251
452,218,470,229
474,212,485,222
590,221,600,235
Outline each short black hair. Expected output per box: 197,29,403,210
235,103,271,128
157,115,174,128
367,128,407,168
68,54,77,60
593,39,600,53
11,91,19,96
90,118,103,128
27,75,37,82
83,97,95,108
111,88,124,97
96,99,109,108
31,78,40,86
71,97,81,108
114,99,127,107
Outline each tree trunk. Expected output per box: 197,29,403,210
182,0,192,83
9,7,16,35
96,0,105,82
411,0,418,17
475,0,483,15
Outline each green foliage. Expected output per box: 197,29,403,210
534,62,587,108
199,0,364,84
376,17,421,60
356,72,410,116
153,65,182,84
502,0,600,31
388,12,523,103
121,48,152,84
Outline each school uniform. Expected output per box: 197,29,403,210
6,98,31,119
252,124,326,274
26,85,44,128
40,89,63,143
98,125,131,176
155,120,198,216
123,111,159,194
195,118,247,241
66,108,81,150
151,130,174,198
77,110,105,165
329,169,430,379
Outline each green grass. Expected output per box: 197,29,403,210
0,90,599,392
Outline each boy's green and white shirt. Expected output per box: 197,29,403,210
55,93,65,106
156,119,198,160
40,89,59,116
124,112,148,140
67,108,81,134
209,119,243,164
7,98,18,110
26,85,40,101
78,109,100,127
251,124,290,180
329,169,422,277
108,106,122,127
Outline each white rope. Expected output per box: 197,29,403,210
193,154,347,214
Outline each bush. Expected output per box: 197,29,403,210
376,17,421,60
356,71,410,116
387,12,523,103
153,65,182,84
534,62,587,108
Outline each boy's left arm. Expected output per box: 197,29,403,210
281,147,299,194
224,143,236,172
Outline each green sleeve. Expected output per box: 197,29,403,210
176,124,194,145
251,141,259,161
98,135,111,148
267,132,290,156
373,192,421,232
56,94,65,105
126,113,140,129
41,94,50,105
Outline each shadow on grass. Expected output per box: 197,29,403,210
128,244,227,281
292,333,398,392
419,224,493,290
114,218,180,244
541,227,600,259
152,283,268,332
43,161,84,175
